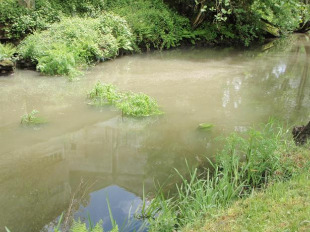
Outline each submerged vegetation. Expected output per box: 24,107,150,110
87,82,162,117
20,109,46,125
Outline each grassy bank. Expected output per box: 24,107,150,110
198,172,310,232
143,121,310,231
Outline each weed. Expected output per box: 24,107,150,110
87,82,162,117
116,92,162,117
198,123,214,130
20,110,46,125
88,82,121,106
0,43,16,61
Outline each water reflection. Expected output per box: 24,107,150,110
0,116,200,231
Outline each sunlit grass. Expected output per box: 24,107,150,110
142,121,310,231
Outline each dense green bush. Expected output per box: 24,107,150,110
104,0,193,50
0,43,16,60
164,0,309,45
18,15,134,77
0,0,61,40
0,0,106,40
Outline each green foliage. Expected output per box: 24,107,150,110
145,121,304,231
104,0,192,50
18,15,134,77
198,123,214,130
70,220,104,232
0,43,16,60
166,0,309,46
87,82,162,117
20,109,46,125
116,92,162,117
46,0,105,16
0,0,61,40
88,82,121,106
0,0,106,40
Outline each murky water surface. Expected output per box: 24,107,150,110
0,34,309,231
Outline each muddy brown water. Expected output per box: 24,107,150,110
0,34,309,231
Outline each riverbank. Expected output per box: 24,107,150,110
197,172,310,232
144,121,310,232
1,0,309,78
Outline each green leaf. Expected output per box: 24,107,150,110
198,123,214,130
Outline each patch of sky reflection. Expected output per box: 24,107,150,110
272,63,287,78
74,185,146,232
222,88,230,108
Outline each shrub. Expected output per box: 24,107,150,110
18,15,134,77
0,43,16,60
0,0,106,40
0,0,61,40
104,0,193,50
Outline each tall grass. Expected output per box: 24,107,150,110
145,121,302,231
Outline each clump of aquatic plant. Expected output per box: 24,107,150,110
87,81,162,117
117,92,162,117
198,123,214,130
88,82,121,106
20,110,46,125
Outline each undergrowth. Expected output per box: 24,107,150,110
0,0,106,40
87,82,162,117
0,43,16,61
18,15,134,77
104,0,193,50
